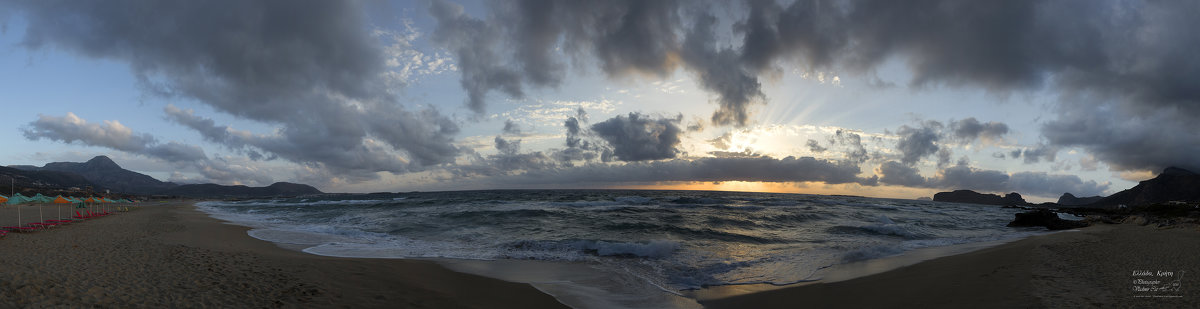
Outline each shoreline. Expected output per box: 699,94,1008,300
687,230,1052,301
700,223,1200,308
0,201,568,308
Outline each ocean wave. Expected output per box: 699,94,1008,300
614,196,655,205
505,239,680,259
601,222,787,244
825,224,925,239
667,197,728,204
841,245,905,262
551,200,623,207
702,216,760,228
439,208,560,220
753,213,822,223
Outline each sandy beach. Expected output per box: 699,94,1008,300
0,202,567,308
702,223,1200,308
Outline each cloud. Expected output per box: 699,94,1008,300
877,161,927,187
425,0,1200,174
428,0,766,126
931,164,1011,193
830,129,869,163
1007,171,1108,198
494,136,521,155
428,0,527,113
875,160,1108,198
449,136,557,176
1041,100,1200,172
895,121,943,165
195,155,275,186
20,113,284,186
949,118,1008,144
23,113,207,162
935,148,953,168
7,0,460,182
163,106,446,180
494,156,875,186
681,13,763,127
589,113,682,162
805,139,826,153
1020,143,1058,164
502,119,522,135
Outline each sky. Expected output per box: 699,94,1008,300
2,0,1198,202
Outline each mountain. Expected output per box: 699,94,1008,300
1057,193,1103,206
933,190,1029,206
19,156,176,194
160,182,322,198
9,156,323,198
1092,167,1200,207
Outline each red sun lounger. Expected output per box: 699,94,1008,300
1,226,37,232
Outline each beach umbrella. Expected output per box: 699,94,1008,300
53,196,71,222
32,193,52,203
5,194,29,229
32,194,49,224
7,194,29,205
67,197,85,220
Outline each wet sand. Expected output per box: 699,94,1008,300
701,223,1200,308
0,201,567,308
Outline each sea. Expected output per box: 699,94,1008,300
196,190,1049,309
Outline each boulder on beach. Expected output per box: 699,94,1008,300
1007,209,1090,230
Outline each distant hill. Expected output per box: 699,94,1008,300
0,165,97,192
8,156,323,198
15,156,175,194
1057,193,1103,206
933,190,1029,206
160,182,322,198
1091,167,1200,207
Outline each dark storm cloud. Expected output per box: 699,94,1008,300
877,161,926,187
429,0,1200,173
23,113,207,163
895,121,943,165
949,118,1009,143
1041,101,1200,172
932,164,1010,193
589,113,682,162
428,0,763,126
163,106,436,180
6,0,460,181
875,160,1108,197
498,156,875,186
428,0,683,114
681,14,763,127
1008,171,1107,198
429,0,526,113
